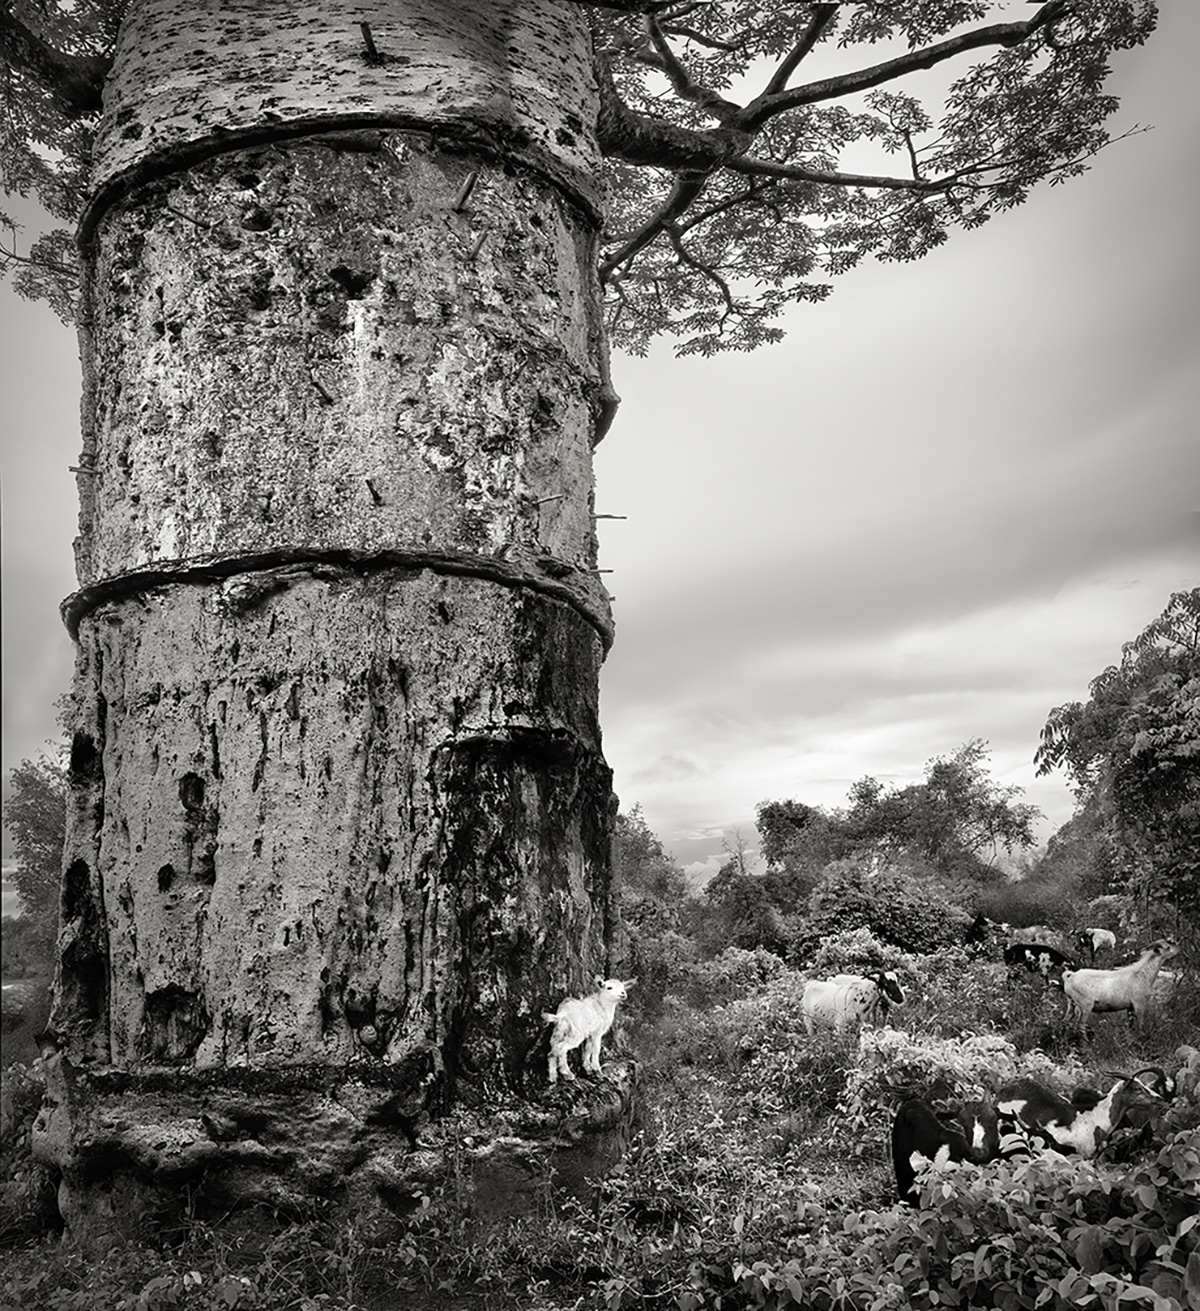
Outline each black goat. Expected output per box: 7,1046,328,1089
995,1067,1174,1158
891,1098,1000,1206
1004,942,1075,980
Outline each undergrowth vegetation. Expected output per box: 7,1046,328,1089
3,942,1198,1310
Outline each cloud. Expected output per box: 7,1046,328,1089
630,753,703,785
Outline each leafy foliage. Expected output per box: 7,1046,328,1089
3,751,67,925
592,0,1157,353
802,858,972,955
1,1,1158,348
0,0,120,319
760,740,1040,899
613,805,693,1000
1038,589,1200,936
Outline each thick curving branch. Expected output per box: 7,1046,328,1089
762,4,839,98
595,49,751,170
643,14,741,122
737,1,1069,129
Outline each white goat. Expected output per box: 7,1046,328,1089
1077,927,1117,962
543,977,635,1085
1061,940,1178,1029
801,971,905,1035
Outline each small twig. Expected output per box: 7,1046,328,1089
537,494,566,505
163,204,212,230
901,128,923,182
592,514,627,520
467,230,488,260
365,478,384,505
360,22,384,65
69,466,98,475
452,171,480,212
309,371,336,405
0,242,78,278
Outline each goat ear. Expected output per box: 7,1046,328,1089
624,978,637,989
593,974,605,988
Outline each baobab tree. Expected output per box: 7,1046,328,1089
1,0,1155,1241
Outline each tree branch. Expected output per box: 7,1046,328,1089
600,171,708,281
725,153,1009,193
738,1,1069,130
659,23,743,55
0,2,110,118
595,49,751,170
643,14,741,122
0,242,77,278
666,224,738,328
763,4,839,97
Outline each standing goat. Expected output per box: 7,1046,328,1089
543,977,635,1085
1076,927,1117,963
802,971,905,1035
1061,940,1178,1030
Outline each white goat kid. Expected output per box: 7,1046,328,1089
543,977,635,1085
1061,940,1178,1030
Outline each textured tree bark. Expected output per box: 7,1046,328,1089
36,0,631,1243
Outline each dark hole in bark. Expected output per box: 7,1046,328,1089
328,265,371,299
240,206,274,231
196,844,216,886
63,859,91,921
158,863,175,892
179,772,205,811
60,935,107,1024
143,986,210,1061
69,732,99,783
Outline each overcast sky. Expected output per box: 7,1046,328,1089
3,5,1198,884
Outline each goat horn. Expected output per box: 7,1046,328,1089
1128,1067,1171,1098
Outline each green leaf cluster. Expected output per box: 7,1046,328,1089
1038,589,1200,937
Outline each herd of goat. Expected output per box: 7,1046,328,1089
793,927,1186,1205
550,928,1187,1208
889,1063,1179,1205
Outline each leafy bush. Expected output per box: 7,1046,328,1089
0,1059,59,1246
798,861,971,958
849,1025,1091,1111
694,1132,1200,1311
808,928,907,977
0,916,56,984
674,946,787,1007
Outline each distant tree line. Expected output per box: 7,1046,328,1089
615,591,1200,983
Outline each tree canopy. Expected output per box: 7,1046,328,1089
3,751,67,924
758,738,1040,888
1037,588,1200,929
2,0,1157,349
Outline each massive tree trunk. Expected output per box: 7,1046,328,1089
36,0,630,1244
